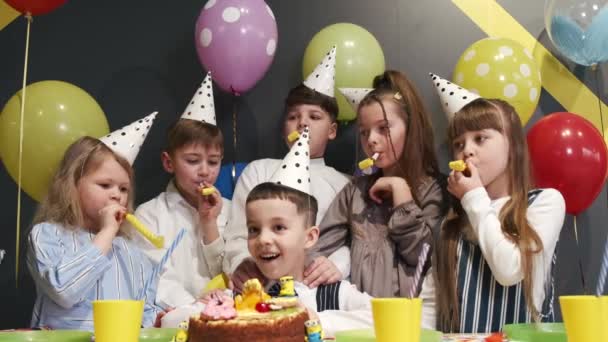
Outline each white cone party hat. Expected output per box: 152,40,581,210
181,72,217,125
303,46,336,97
339,87,373,112
429,73,480,119
100,111,158,165
269,126,311,195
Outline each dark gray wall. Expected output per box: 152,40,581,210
0,0,606,328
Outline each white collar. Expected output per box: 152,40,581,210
310,158,325,167
165,179,192,210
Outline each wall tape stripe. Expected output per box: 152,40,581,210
453,0,608,140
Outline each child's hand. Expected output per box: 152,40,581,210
94,203,127,254
303,256,342,288
447,161,483,199
369,176,412,207
197,182,222,244
98,203,127,234
153,307,174,328
231,258,267,293
197,182,223,223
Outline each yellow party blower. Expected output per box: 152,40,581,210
124,214,164,249
448,160,467,172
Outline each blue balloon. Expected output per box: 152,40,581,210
548,4,608,66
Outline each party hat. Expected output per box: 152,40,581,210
303,46,336,97
429,73,480,119
181,72,217,125
339,87,373,112
100,112,158,165
269,127,311,195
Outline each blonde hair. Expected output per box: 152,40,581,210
33,136,135,232
435,98,543,330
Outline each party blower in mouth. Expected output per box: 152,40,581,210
358,152,379,170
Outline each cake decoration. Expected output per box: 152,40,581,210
171,320,189,342
305,319,323,342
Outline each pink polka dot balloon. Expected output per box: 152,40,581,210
195,0,278,95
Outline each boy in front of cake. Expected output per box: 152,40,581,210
203,127,373,337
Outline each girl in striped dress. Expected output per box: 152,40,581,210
421,97,565,333
27,136,163,330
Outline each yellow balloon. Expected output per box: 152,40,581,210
303,23,385,122
0,81,109,202
453,38,541,125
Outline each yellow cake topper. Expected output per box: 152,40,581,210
234,278,271,311
279,276,295,297
171,320,189,342
305,319,324,342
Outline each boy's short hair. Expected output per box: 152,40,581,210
165,119,223,155
284,84,339,123
246,182,318,226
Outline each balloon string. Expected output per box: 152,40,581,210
573,216,587,294
231,93,238,182
593,66,608,210
593,65,604,141
16,13,33,288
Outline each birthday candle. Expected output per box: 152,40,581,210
409,243,431,299
596,236,608,296
139,228,187,300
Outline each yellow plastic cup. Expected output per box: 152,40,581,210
600,296,608,341
93,299,144,342
371,298,422,342
559,295,602,342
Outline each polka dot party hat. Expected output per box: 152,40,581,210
303,46,336,98
100,111,158,165
181,71,217,125
269,126,311,195
339,87,373,112
429,73,480,119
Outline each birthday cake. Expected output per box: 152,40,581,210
186,277,317,342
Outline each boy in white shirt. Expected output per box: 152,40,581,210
223,47,351,290
133,72,229,309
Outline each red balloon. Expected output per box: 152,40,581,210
527,112,608,215
5,0,67,16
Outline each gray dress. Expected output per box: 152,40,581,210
312,174,446,298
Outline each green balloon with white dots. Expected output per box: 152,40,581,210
453,37,541,125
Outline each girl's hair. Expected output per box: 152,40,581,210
435,98,543,330
357,70,440,203
33,136,135,231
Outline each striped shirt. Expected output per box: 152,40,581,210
27,222,163,330
451,189,557,333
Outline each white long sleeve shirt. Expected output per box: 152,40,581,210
421,187,565,329
133,180,230,308
222,158,351,276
